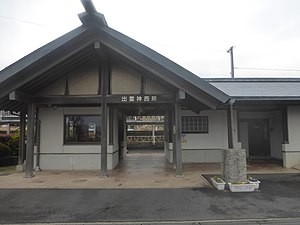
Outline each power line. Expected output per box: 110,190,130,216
0,15,46,26
235,67,300,72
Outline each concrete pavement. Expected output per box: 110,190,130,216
2,218,300,225
1,153,300,224
0,173,300,224
1,152,298,189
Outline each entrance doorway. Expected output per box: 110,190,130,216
248,119,271,157
126,116,165,150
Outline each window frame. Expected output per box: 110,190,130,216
63,114,101,145
181,116,209,134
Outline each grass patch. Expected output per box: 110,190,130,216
0,165,16,176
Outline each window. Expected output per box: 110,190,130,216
181,116,208,133
64,115,101,144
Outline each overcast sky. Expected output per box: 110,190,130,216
1,0,300,78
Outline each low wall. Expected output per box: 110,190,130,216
165,147,222,163
38,151,119,170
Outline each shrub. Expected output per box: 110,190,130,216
0,143,10,157
0,135,10,145
0,133,19,157
7,133,19,156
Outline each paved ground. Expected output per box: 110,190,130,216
0,152,298,189
0,153,213,189
1,153,300,224
0,173,300,224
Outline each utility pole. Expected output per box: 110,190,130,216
227,46,235,78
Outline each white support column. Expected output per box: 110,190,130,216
6,123,10,135
152,124,155,145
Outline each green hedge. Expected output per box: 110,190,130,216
0,134,20,157
0,143,10,157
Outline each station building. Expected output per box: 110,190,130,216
0,1,300,178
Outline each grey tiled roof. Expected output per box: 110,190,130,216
206,78,300,99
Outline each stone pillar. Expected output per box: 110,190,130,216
222,101,247,183
222,148,247,183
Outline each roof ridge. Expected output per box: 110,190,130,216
205,78,300,82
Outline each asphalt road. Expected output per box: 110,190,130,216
0,174,300,224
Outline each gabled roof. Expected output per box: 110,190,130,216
0,0,229,111
0,26,88,85
207,78,300,100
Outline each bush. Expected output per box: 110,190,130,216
0,133,19,157
7,133,19,156
0,143,10,157
0,135,10,145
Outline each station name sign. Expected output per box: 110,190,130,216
121,95,158,103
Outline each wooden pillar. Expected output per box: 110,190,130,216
18,110,26,165
35,108,41,171
282,106,289,144
227,101,234,149
24,103,35,178
172,108,177,169
164,112,169,150
109,107,114,145
237,110,241,142
101,61,109,177
123,115,127,155
174,102,182,176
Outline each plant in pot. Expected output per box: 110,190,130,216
211,176,226,190
227,181,256,192
247,176,261,190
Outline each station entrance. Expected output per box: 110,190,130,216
113,103,175,179
126,116,165,151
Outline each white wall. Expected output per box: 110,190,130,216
38,106,119,170
181,110,228,149
282,106,300,168
166,109,228,163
